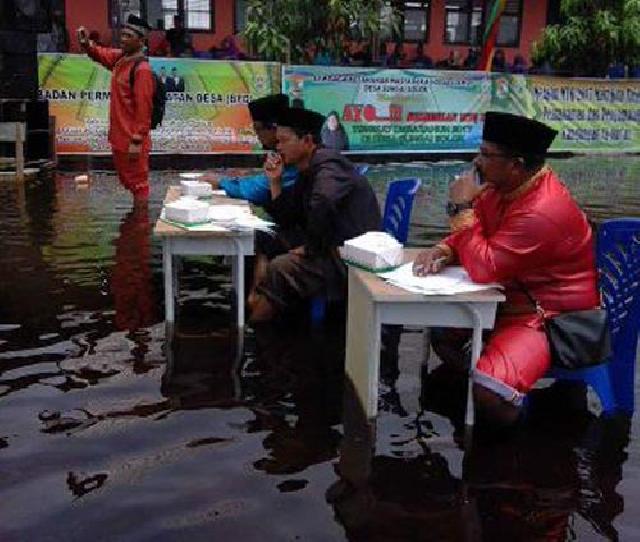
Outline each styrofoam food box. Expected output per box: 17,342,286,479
165,199,210,223
343,231,404,270
180,180,213,196
208,205,250,222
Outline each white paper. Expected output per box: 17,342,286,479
379,263,502,295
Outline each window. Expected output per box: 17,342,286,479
496,0,522,47
400,1,430,42
234,0,249,33
160,0,179,30
184,0,211,30
379,1,430,42
444,0,483,45
110,0,214,31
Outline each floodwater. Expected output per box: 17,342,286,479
0,156,639,541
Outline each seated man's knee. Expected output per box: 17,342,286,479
473,382,522,428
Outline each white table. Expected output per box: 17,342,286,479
154,187,255,329
345,249,505,427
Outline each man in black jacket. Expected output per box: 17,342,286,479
248,107,381,322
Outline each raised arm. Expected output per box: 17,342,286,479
77,26,123,70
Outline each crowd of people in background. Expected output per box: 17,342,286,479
38,13,640,79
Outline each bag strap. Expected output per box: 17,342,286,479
516,281,547,319
129,56,148,91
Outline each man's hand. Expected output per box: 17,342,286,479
77,26,90,49
264,152,283,182
202,174,221,189
128,141,142,159
412,247,450,276
289,245,306,257
449,170,485,204
264,152,283,199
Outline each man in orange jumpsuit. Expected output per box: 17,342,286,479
78,15,155,200
414,112,600,427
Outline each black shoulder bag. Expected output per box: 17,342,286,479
520,285,612,370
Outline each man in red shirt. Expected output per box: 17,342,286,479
78,15,155,200
414,112,599,428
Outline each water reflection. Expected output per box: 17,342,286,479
248,321,345,478
111,202,156,371
111,202,155,334
0,159,637,540
334,359,631,541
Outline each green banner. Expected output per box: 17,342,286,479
283,65,491,152
527,76,640,152
38,53,281,153
283,66,640,153
38,56,640,154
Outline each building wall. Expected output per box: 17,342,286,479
65,0,236,53
66,0,112,50
65,0,547,65
388,0,548,65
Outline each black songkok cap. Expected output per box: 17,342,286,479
276,107,326,138
483,111,558,156
248,94,289,125
125,14,152,37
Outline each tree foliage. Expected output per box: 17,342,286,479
242,0,399,63
532,0,640,76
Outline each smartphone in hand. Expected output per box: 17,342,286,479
77,27,88,45
264,151,282,172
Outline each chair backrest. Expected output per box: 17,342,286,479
597,218,640,411
382,178,421,244
598,218,640,348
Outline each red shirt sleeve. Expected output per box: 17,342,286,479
86,44,124,71
131,64,155,140
442,195,557,284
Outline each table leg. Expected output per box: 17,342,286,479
345,270,381,419
163,240,175,323
462,303,483,429
231,239,245,329
231,329,244,399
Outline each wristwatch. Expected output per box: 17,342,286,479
446,200,473,217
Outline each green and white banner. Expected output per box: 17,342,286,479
37,55,640,154
283,65,640,153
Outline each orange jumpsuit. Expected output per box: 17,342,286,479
441,167,600,405
87,45,154,198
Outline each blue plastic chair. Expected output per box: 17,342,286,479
310,176,421,322
547,218,640,414
381,177,422,244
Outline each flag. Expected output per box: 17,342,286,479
478,0,507,71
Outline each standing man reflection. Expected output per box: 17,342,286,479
111,202,155,335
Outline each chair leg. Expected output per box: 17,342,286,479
585,368,617,414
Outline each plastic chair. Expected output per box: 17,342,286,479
310,177,421,322
381,177,422,243
547,218,640,414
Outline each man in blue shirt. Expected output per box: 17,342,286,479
210,94,298,205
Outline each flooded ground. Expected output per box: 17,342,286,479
0,156,639,541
